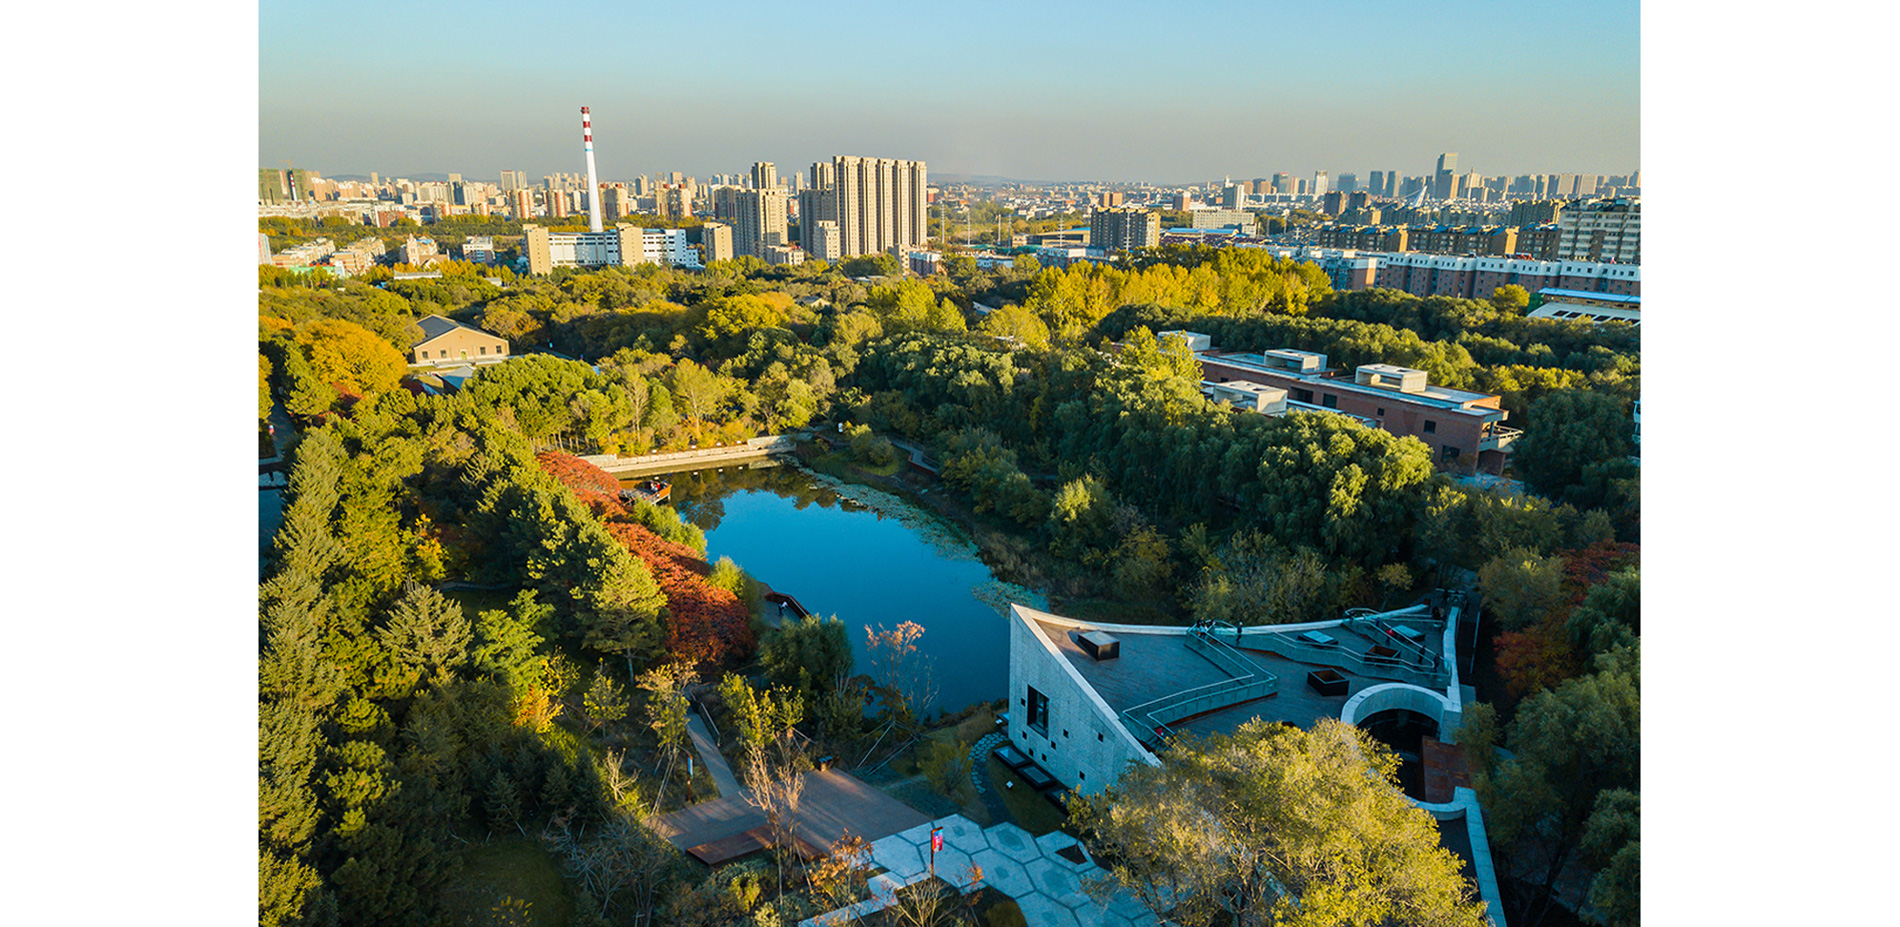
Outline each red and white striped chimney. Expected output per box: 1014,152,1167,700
582,106,603,233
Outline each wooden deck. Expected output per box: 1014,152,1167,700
651,769,931,859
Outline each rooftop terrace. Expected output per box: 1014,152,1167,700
1030,608,1452,746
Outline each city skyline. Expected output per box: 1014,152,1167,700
259,0,1639,184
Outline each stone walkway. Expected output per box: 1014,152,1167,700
798,814,1159,927
966,732,1011,823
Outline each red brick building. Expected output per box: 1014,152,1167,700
1195,347,1520,473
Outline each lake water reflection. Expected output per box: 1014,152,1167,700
628,461,1017,715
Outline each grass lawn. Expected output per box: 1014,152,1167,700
439,836,575,927
985,757,1068,836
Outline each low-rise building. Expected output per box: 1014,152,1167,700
1192,341,1519,472
410,314,509,367
271,237,336,268
1527,288,1641,325
460,236,496,264
400,235,441,266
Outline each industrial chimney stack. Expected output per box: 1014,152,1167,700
582,106,603,233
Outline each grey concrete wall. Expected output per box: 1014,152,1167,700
1004,606,1157,795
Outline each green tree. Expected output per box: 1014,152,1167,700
373,582,472,696
1476,646,1640,927
260,352,275,424
581,665,629,733
1567,566,1640,656
667,358,726,441
759,613,853,703
471,591,551,686
1477,548,1567,630
1490,283,1530,314
975,303,1051,350
1580,789,1639,927
1514,391,1637,501
1072,718,1489,927
637,662,697,807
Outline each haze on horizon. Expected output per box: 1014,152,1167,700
260,0,1638,185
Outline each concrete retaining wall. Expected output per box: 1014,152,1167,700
581,434,796,475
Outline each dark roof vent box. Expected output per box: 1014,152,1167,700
1078,631,1120,661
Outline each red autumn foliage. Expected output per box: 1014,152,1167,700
535,452,624,516
532,452,754,666
1493,541,1639,698
607,522,754,666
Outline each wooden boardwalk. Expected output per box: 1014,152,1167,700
649,769,930,858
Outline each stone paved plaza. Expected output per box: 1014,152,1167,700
798,814,1160,927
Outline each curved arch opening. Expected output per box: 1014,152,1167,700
1357,707,1439,800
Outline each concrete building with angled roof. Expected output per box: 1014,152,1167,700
410,314,508,367
1003,600,1506,925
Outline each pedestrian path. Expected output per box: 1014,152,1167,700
686,711,741,798
967,732,1011,823
798,814,1160,927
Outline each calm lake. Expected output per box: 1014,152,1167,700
625,459,1035,714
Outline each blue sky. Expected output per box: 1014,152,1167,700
260,0,1638,183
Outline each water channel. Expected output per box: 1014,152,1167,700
623,458,1042,714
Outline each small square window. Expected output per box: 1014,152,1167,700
1423,420,1437,434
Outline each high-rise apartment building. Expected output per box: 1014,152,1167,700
709,185,743,223
600,184,632,221
1557,198,1640,263
1312,171,1330,197
1272,172,1293,195
659,184,693,220
1337,173,1358,194
733,188,789,259
751,161,779,190
701,221,734,263
546,189,570,219
1089,206,1160,254
806,220,842,262
1433,153,1459,201
509,188,534,219
1222,184,1245,208
1367,171,1387,199
822,155,928,258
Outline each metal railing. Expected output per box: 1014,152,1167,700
1215,622,1451,691
1119,624,1279,750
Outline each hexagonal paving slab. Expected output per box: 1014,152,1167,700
986,822,1045,863
1025,857,1093,908
971,847,1034,898
937,815,991,855
893,821,936,847
1070,907,1136,927
1014,892,1083,927
870,836,925,879
926,846,975,885
1035,830,1081,856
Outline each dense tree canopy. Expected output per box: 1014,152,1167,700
1073,718,1490,927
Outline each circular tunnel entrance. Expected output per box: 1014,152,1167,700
1357,708,1439,800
